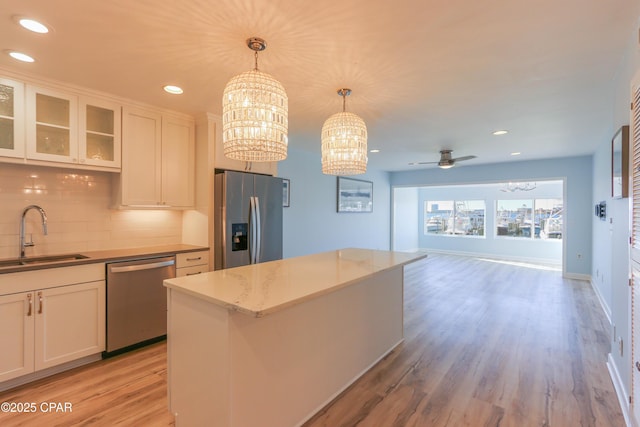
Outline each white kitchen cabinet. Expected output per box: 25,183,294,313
0,292,35,382
35,281,105,370
79,96,122,169
25,85,121,170
176,250,209,277
26,85,78,164
0,77,25,159
0,264,105,384
117,106,194,208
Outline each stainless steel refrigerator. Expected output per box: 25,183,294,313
214,170,283,270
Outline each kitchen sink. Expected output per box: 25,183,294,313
0,254,89,268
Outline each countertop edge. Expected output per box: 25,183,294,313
0,244,209,274
164,250,428,318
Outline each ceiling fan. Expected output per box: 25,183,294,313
414,149,477,169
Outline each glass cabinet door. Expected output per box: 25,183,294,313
79,97,121,169
0,78,25,158
26,86,78,163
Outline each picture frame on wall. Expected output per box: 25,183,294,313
611,125,629,199
337,177,373,213
282,178,290,207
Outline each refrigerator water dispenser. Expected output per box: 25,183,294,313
232,223,248,251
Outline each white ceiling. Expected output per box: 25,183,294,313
1,0,638,172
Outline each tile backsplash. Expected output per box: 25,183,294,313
0,163,183,259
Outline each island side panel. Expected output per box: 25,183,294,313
167,288,231,427
228,266,404,427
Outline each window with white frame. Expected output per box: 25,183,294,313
424,200,485,236
496,198,562,239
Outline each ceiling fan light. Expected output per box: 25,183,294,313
438,163,454,169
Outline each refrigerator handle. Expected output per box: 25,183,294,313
255,196,262,263
249,196,257,264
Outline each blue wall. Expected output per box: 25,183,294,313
390,156,593,276
278,148,391,258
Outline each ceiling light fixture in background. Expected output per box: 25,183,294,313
15,17,49,33
492,130,508,136
163,85,183,94
222,37,288,162
7,51,34,62
321,88,368,175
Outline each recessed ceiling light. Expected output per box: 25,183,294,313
7,51,35,63
163,85,183,94
370,149,380,153
492,130,508,136
510,152,521,156
16,17,49,34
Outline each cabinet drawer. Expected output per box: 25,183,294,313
176,251,209,268
176,265,208,278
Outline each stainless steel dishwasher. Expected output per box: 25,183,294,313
105,255,176,355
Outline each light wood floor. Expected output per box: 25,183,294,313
0,254,624,426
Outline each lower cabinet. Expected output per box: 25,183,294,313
176,250,210,277
0,280,105,383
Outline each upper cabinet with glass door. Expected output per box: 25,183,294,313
79,97,121,169
26,85,78,164
25,85,121,170
0,77,25,159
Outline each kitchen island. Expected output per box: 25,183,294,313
164,248,427,427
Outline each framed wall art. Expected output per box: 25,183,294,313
337,177,373,213
611,125,629,199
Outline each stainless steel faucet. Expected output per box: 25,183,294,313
20,205,48,259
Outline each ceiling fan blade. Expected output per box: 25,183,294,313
413,161,439,165
452,155,477,162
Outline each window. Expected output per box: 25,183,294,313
424,200,485,236
496,198,562,239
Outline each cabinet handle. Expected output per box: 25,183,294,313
186,271,202,276
186,257,202,261
27,293,33,317
38,291,43,314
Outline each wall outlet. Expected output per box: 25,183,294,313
620,337,624,357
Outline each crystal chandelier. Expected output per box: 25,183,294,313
321,89,368,175
222,37,288,162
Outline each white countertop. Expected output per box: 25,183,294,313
164,248,427,317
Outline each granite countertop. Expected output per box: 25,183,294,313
164,248,428,318
0,244,209,274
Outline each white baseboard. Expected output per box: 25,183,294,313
590,278,612,326
608,353,632,427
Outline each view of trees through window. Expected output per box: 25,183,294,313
496,198,562,239
424,200,485,236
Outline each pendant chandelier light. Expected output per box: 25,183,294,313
222,37,288,162
321,88,368,175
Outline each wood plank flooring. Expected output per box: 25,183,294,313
0,254,624,426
